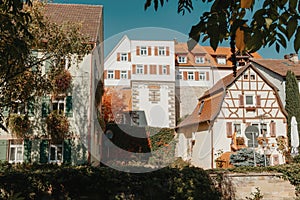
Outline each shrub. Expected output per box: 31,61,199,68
46,112,69,142
8,114,31,138
230,148,269,167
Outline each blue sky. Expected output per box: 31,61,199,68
54,0,295,59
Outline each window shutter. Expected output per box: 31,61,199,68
44,59,51,74
128,71,131,79
31,51,38,72
2,106,9,117
256,95,261,107
226,122,233,138
66,96,73,117
115,70,120,79
132,65,136,74
128,53,131,61
195,72,199,81
154,47,158,56
166,47,170,56
0,140,8,161
144,65,148,74
148,47,152,56
27,98,35,117
117,53,120,61
206,72,210,81
23,139,32,163
63,139,72,164
136,46,140,55
150,65,157,74
104,70,107,79
39,140,49,164
159,65,162,75
42,96,51,117
183,71,188,80
239,95,244,107
166,65,170,75
270,122,276,137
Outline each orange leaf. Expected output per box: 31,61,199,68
240,0,253,8
236,27,245,51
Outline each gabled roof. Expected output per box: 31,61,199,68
44,3,103,43
177,64,287,129
251,59,300,78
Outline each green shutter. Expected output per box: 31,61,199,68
2,106,9,117
66,96,73,117
39,140,49,164
23,139,32,163
42,96,51,118
45,58,52,74
63,139,71,164
27,98,35,117
31,51,38,72
0,140,8,161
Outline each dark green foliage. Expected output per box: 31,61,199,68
0,163,221,199
285,70,300,146
230,148,269,167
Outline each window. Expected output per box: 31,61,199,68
12,101,25,115
121,71,127,79
49,144,63,163
195,56,205,64
244,74,249,80
9,140,23,163
158,46,165,56
140,46,147,55
120,53,127,61
51,96,73,117
107,70,114,79
136,65,143,74
162,65,167,75
188,72,194,80
178,56,187,63
176,71,182,80
245,95,254,105
199,72,206,81
52,97,65,115
260,123,267,136
216,57,226,64
234,123,241,135
250,74,255,80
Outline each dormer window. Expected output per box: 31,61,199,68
216,57,226,65
195,56,205,64
178,56,187,63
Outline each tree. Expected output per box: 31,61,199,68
285,70,300,145
145,0,300,76
0,1,91,130
230,148,268,167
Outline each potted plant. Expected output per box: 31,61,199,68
46,111,69,143
8,114,31,138
51,69,72,97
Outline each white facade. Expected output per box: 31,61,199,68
104,36,176,127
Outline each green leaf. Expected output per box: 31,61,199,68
294,27,300,53
276,42,280,52
277,32,287,48
289,0,297,11
287,16,297,39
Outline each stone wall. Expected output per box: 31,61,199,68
210,172,296,200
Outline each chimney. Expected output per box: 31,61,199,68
284,53,299,63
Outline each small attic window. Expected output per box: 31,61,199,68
216,57,226,65
198,101,204,114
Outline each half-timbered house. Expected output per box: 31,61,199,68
176,63,288,169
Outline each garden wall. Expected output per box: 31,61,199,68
211,172,296,200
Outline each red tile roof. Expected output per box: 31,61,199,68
251,59,300,77
43,3,103,43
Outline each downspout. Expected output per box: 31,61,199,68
207,120,214,169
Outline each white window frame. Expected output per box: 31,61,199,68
120,53,128,61
245,95,254,106
178,56,187,63
136,65,144,74
195,56,205,64
52,97,65,115
233,123,241,135
217,57,226,65
49,144,63,163
199,72,206,81
158,46,166,56
121,70,127,79
107,70,114,79
188,72,194,80
140,46,147,56
9,141,23,163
